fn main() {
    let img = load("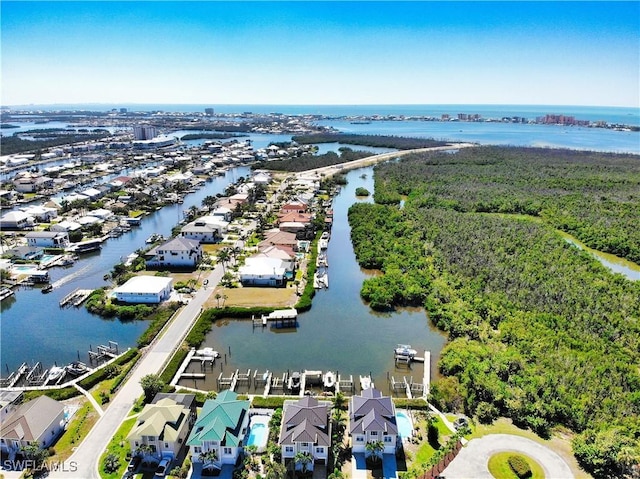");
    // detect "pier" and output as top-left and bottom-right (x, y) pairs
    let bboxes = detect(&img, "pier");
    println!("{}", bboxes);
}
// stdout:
(88, 341), (119, 364)
(259, 308), (298, 328)
(60, 288), (93, 308)
(337, 374), (354, 393)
